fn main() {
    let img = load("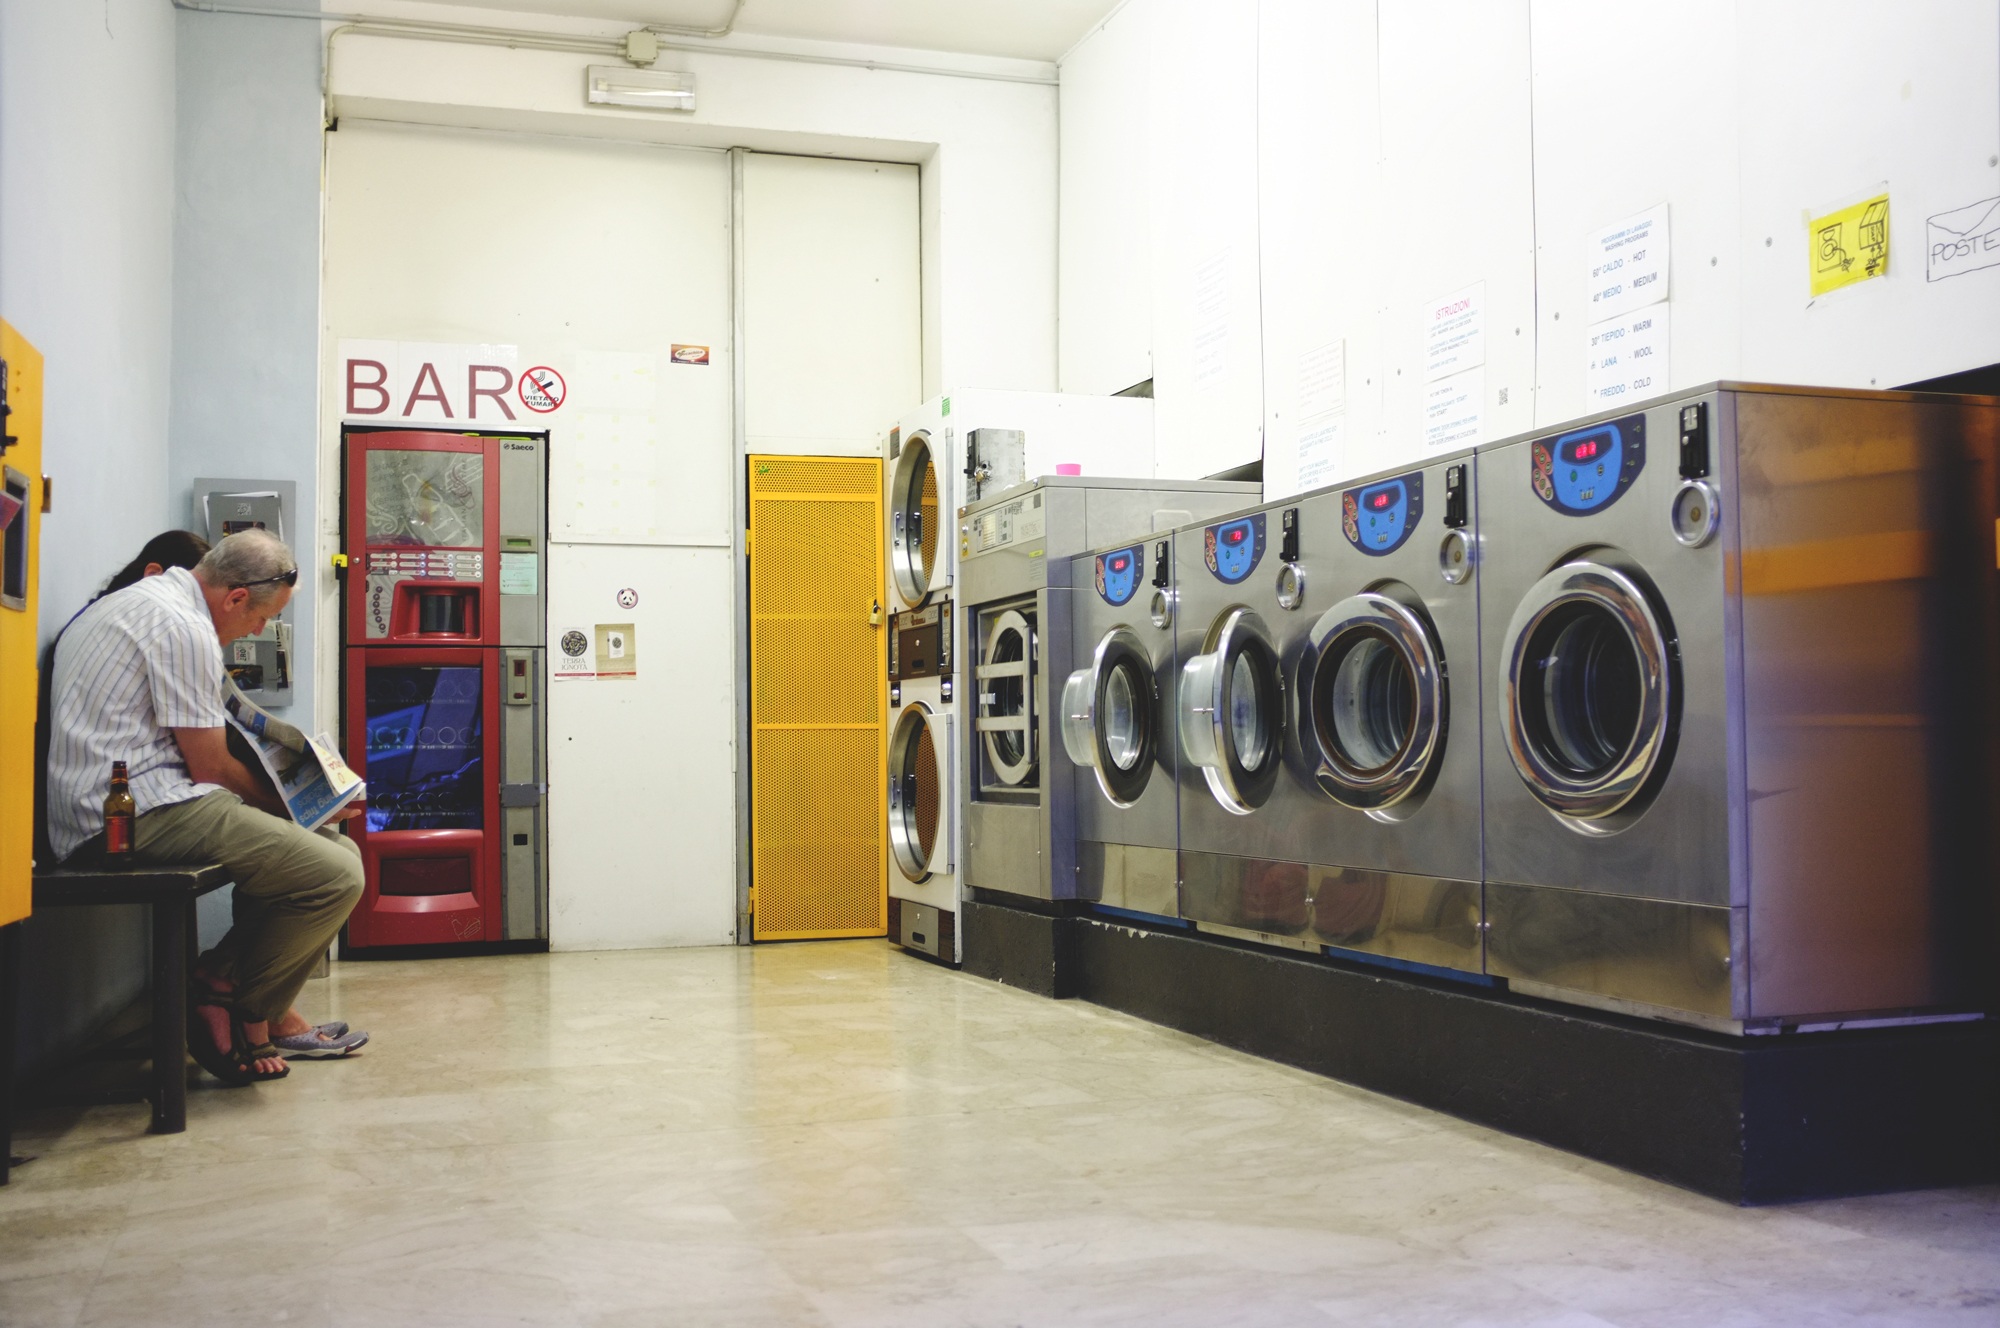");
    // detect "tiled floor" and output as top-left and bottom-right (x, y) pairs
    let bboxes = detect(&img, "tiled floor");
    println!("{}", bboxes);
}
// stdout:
(4, 941), (1997, 1326)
